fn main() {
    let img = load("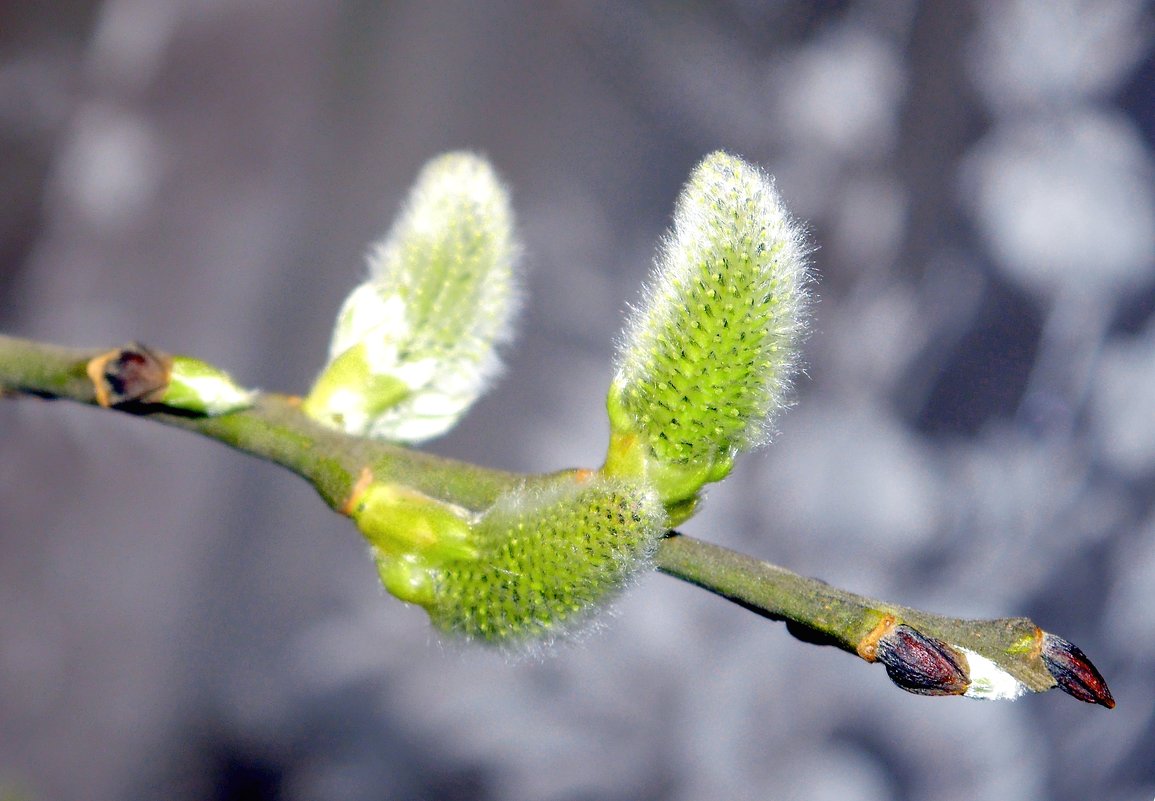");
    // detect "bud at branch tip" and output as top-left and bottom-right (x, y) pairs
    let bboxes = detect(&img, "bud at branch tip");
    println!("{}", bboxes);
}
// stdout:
(1041, 633), (1115, 708)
